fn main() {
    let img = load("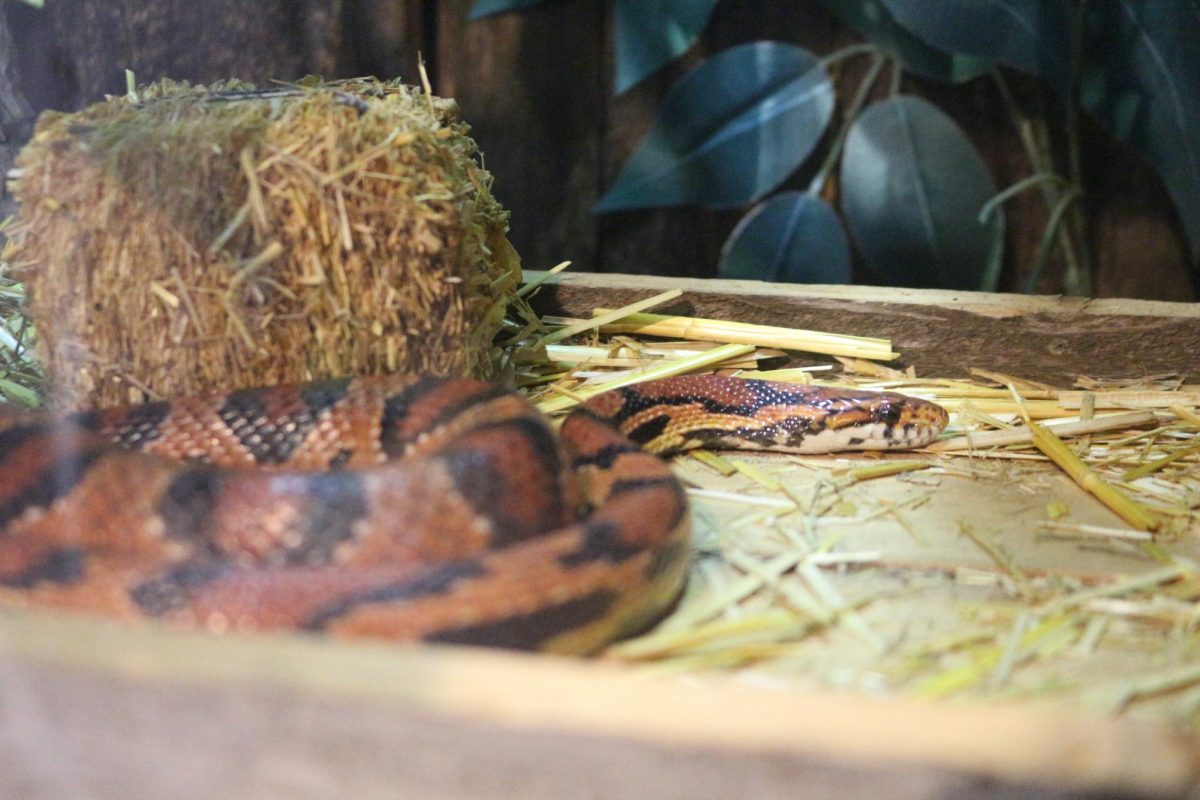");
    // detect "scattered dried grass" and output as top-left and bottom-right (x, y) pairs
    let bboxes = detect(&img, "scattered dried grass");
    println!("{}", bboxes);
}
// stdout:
(511, 276), (1199, 728)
